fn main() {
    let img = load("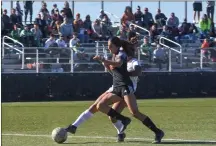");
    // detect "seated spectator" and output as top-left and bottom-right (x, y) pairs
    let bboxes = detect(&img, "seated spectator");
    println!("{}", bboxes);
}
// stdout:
(179, 18), (191, 35)
(140, 36), (153, 63)
(60, 17), (73, 39)
(63, 1), (73, 23)
(31, 23), (42, 47)
(45, 34), (56, 49)
(155, 8), (167, 28)
(116, 26), (128, 40)
(150, 24), (160, 42)
(99, 9), (109, 20)
(69, 33), (80, 47)
(142, 7), (154, 29)
(51, 4), (59, 15)
(101, 14), (112, 37)
(51, 9), (63, 28)
(20, 25), (34, 46)
(121, 6), (135, 28)
(167, 12), (179, 28)
(134, 6), (143, 26)
(73, 13), (84, 33)
(60, 10), (66, 19)
(10, 24), (21, 41)
(56, 35), (67, 48)
(54, 20), (62, 35)
(209, 21), (216, 37)
(153, 44), (166, 70)
(92, 19), (103, 40)
(201, 38), (210, 64)
(15, 1), (23, 25)
(84, 15), (93, 36)
(35, 13), (48, 38)
(39, 2), (50, 21)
